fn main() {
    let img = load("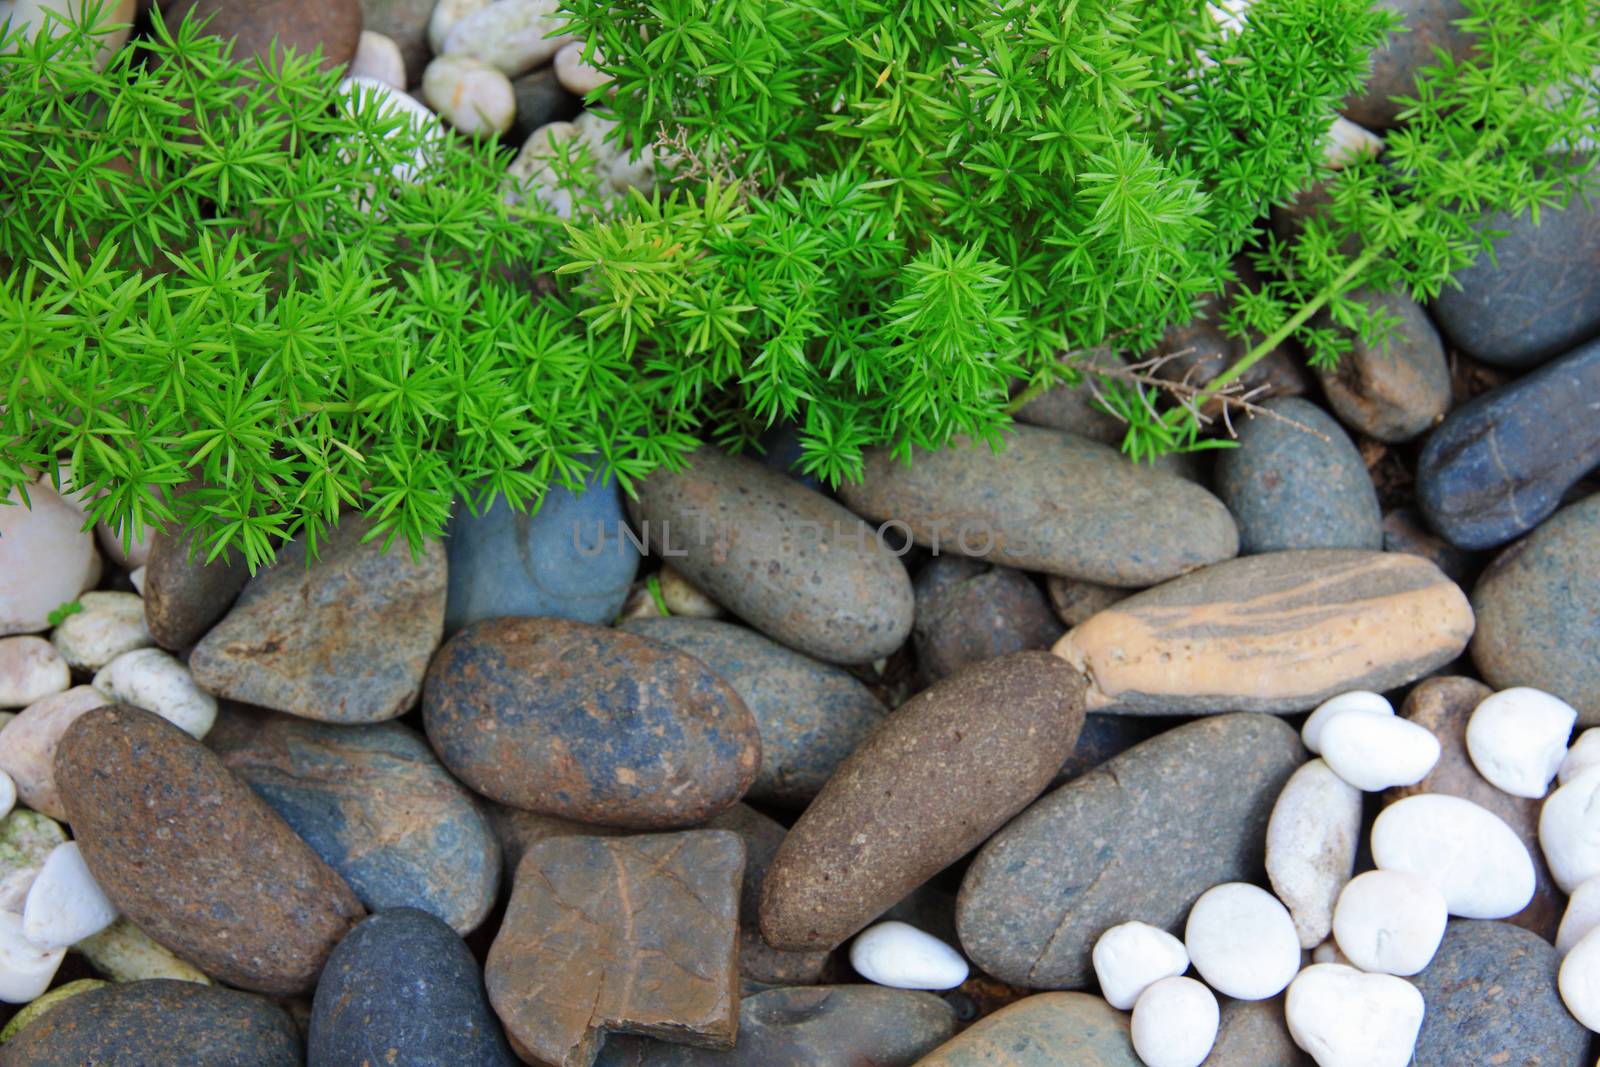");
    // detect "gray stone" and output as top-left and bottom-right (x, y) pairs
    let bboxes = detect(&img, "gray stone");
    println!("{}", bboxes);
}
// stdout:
(1343, 0), (1475, 129)
(912, 557), (1062, 683)
(703, 804), (831, 988)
